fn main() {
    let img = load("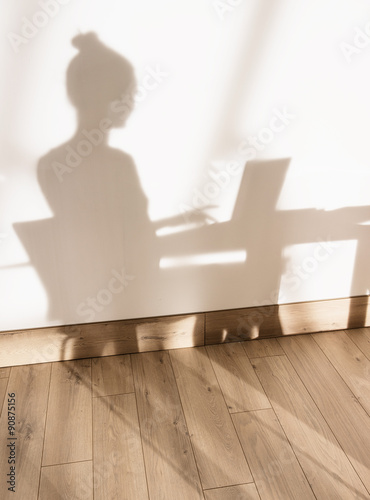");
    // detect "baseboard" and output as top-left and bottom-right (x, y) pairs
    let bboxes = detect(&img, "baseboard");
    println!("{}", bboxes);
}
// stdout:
(206, 295), (370, 343)
(1, 295), (369, 367)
